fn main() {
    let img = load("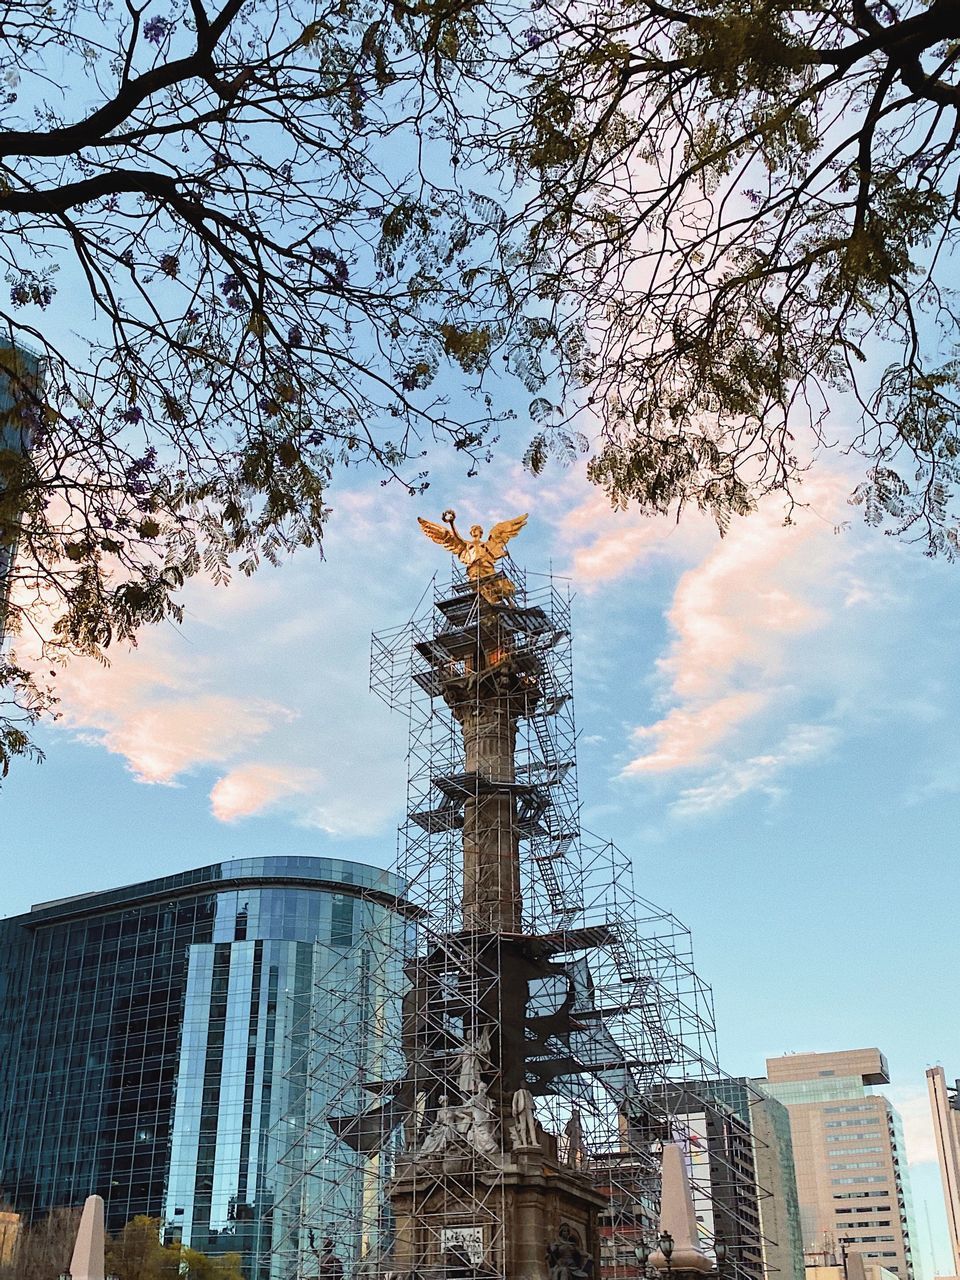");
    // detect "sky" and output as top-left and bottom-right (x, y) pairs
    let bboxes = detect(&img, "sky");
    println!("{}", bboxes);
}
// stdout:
(1, 436), (957, 1276)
